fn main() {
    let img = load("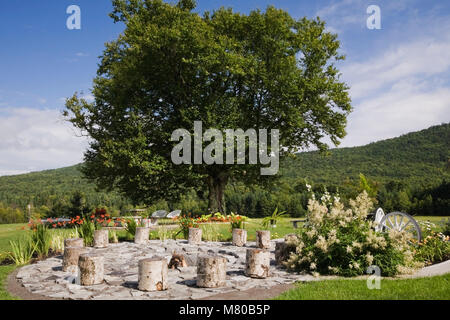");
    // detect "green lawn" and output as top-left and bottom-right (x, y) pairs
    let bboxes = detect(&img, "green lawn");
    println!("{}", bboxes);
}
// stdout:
(275, 273), (450, 300)
(0, 223), (26, 300)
